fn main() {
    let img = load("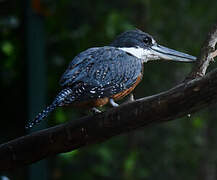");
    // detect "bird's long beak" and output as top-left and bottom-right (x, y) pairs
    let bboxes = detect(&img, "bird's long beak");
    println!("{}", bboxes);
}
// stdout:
(150, 44), (196, 62)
